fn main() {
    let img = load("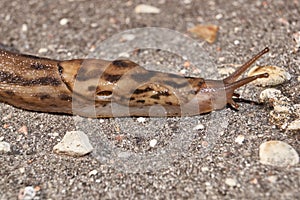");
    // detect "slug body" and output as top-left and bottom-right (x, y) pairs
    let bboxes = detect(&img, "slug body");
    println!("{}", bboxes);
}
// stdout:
(0, 48), (269, 117)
